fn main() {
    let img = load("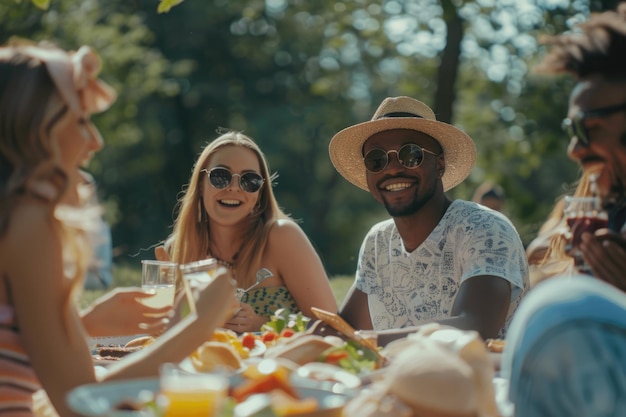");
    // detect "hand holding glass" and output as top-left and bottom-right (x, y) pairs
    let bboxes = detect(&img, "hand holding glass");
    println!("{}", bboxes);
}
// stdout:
(563, 196), (608, 273)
